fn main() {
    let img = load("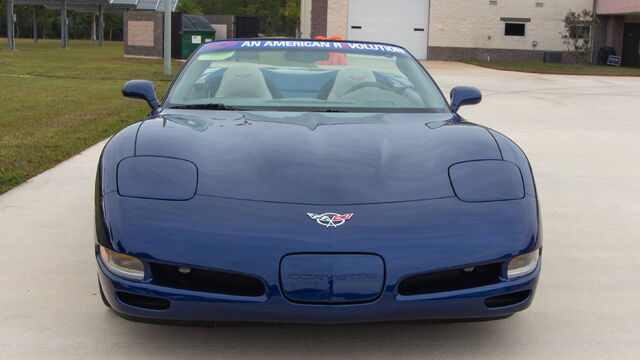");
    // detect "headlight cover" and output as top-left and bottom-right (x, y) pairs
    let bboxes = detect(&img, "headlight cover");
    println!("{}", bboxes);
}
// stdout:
(449, 160), (525, 202)
(99, 246), (145, 281)
(117, 156), (197, 200)
(507, 249), (540, 279)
